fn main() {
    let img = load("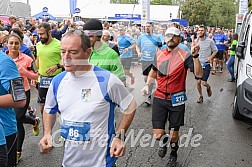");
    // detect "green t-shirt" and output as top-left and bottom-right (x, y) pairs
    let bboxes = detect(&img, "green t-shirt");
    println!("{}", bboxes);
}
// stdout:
(89, 42), (125, 79)
(36, 38), (62, 76)
(230, 40), (238, 56)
